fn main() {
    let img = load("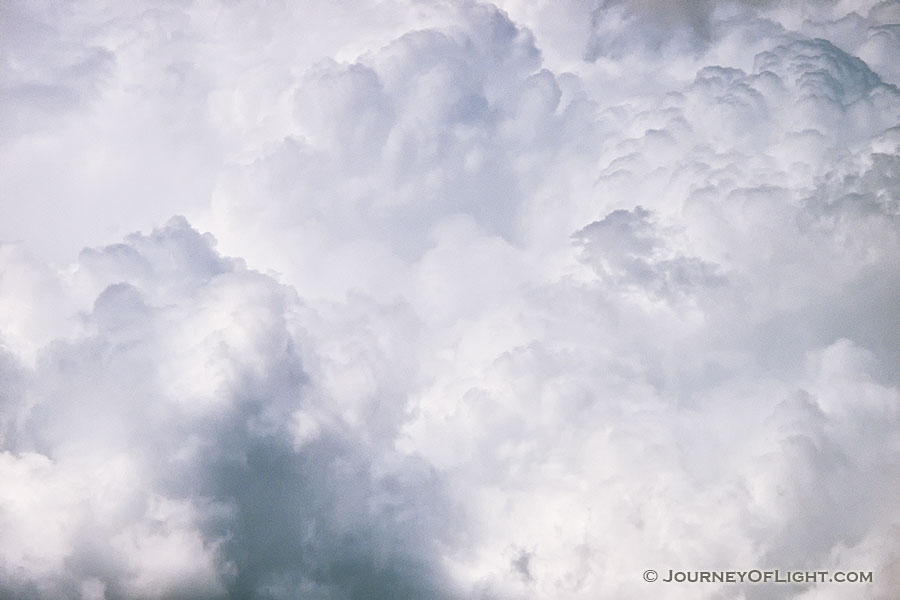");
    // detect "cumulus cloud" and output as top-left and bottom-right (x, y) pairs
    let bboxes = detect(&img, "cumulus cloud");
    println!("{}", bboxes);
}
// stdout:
(2, 1), (900, 599)
(1, 218), (460, 599)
